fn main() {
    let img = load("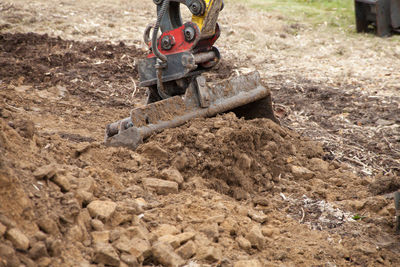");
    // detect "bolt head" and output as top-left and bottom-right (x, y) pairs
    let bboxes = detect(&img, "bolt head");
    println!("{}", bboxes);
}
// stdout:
(189, 0), (203, 15)
(161, 35), (173, 50)
(190, 3), (199, 12)
(183, 27), (195, 42)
